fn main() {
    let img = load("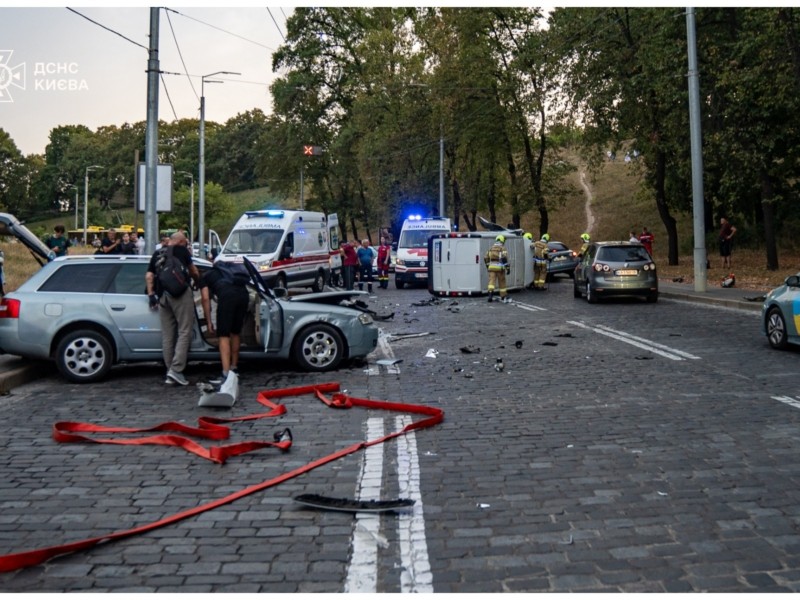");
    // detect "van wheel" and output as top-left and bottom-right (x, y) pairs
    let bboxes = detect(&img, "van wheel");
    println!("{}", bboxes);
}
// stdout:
(311, 270), (325, 293)
(292, 324), (344, 371)
(395, 279), (406, 289)
(55, 329), (113, 383)
(275, 273), (287, 290)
